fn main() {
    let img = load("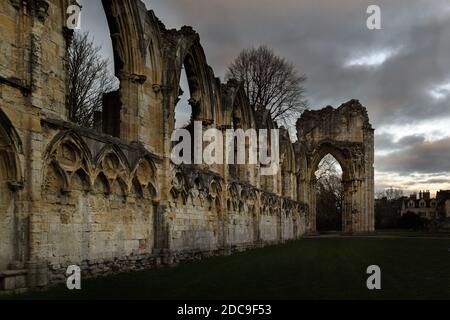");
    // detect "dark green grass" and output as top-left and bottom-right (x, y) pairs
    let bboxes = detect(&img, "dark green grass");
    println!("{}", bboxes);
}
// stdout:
(4, 237), (450, 300)
(373, 229), (450, 238)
